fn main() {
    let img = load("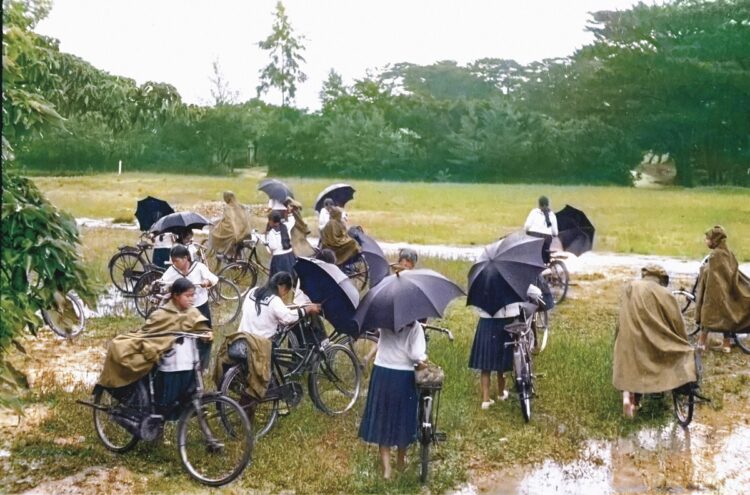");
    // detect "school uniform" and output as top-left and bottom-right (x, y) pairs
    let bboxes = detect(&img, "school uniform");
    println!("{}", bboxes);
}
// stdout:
(267, 218), (297, 280)
(239, 287), (307, 339)
(359, 322), (426, 448)
(468, 305), (520, 372)
(155, 333), (197, 418)
(525, 208), (558, 264)
(152, 233), (176, 269)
